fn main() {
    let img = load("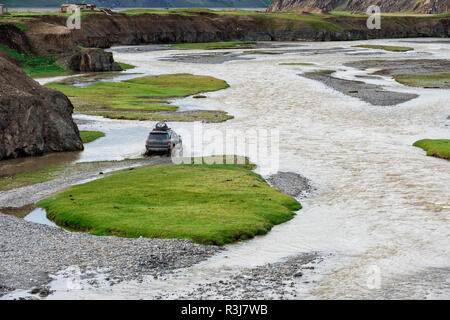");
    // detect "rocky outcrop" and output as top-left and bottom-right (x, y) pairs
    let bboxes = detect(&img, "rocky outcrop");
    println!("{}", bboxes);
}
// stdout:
(267, 0), (449, 14)
(66, 48), (122, 72)
(0, 56), (83, 160)
(0, 22), (122, 73)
